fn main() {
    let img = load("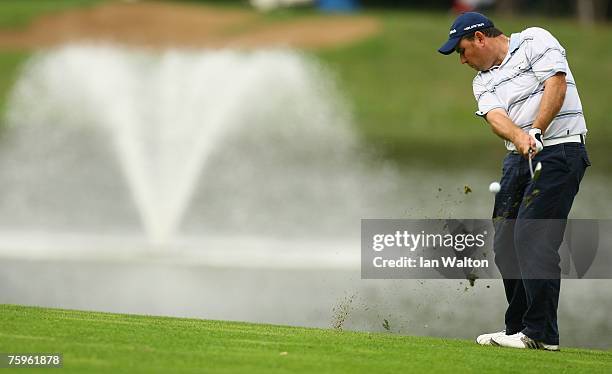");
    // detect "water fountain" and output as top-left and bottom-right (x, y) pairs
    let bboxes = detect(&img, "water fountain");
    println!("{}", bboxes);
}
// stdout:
(0, 45), (399, 249)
